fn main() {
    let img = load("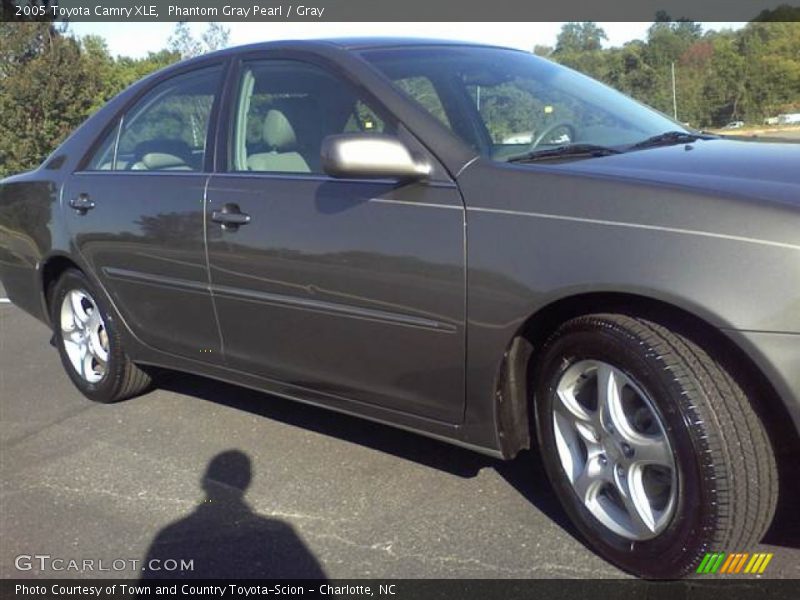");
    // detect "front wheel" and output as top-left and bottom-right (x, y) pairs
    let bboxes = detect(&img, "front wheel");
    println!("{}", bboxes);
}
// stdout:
(51, 268), (152, 403)
(533, 313), (778, 578)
